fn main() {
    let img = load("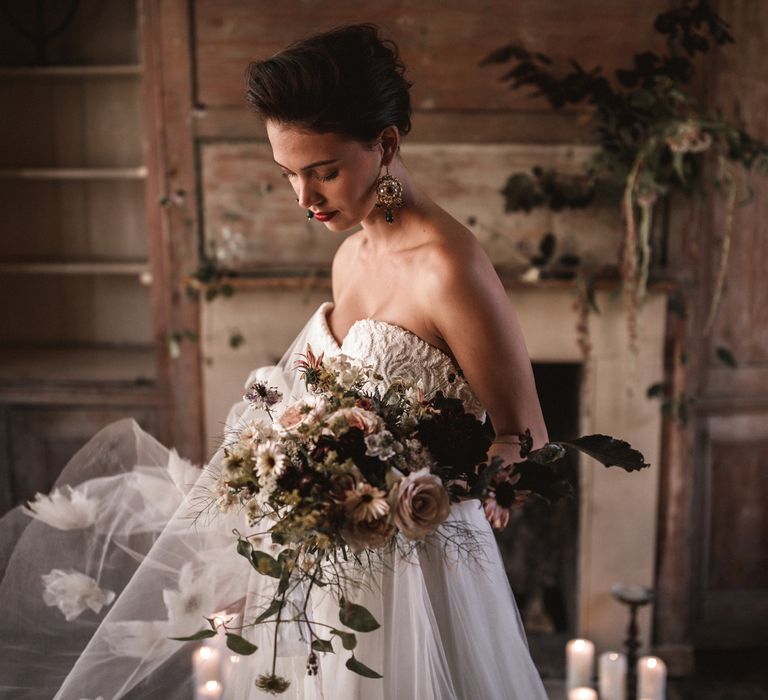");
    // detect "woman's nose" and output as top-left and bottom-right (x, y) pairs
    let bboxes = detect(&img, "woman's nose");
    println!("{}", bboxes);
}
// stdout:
(297, 179), (321, 209)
